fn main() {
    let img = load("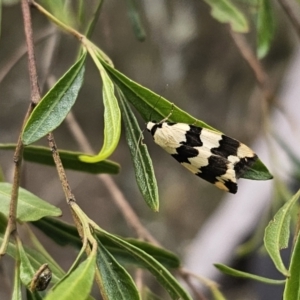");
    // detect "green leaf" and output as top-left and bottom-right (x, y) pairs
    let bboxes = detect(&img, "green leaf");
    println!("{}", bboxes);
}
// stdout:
(215, 264), (285, 284)
(80, 59), (121, 163)
(32, 217), (180, 269)
(16, 237), (35, 286)
(95, 236), (140, 300)
(12, 260), (22, 300)
(31, 217), (82, 248)
(103, 61), (272, 181)
(1, 234), (64, 285)
(0, 182), (62, 222)
(124, 238), (180, 269)
(0, 144), (120, 175)
(203, 0), (248, 32)
(98, 229), (192, 300)
(283, 232), (300, 299)
(22, 51), (86, 145)
(256, 0), (275, 59)
(242, 158), (273, 180)
(264, 190), (300, 276)
(118, 91), (159, 211)
(125, 0), (146, 41)
(45, 251), (96, 300)
(50, 243), (87, 290)
(102, 61), (214, 129)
